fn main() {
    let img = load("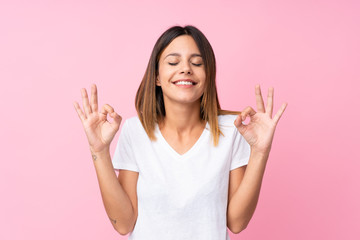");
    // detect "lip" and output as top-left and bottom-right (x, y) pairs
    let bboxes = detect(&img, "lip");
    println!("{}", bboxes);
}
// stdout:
(172, 79), (197, 85)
